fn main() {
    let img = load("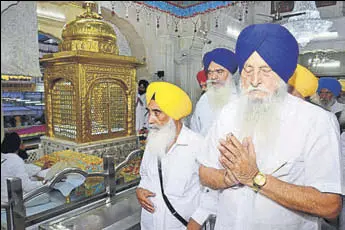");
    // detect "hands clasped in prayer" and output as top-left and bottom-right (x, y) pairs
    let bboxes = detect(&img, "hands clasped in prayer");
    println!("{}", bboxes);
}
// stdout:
(218, 133), (259, 187)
